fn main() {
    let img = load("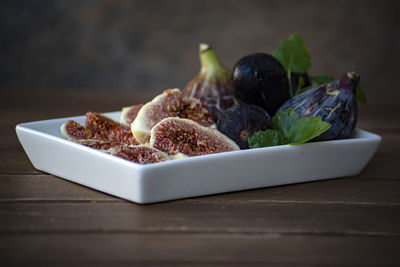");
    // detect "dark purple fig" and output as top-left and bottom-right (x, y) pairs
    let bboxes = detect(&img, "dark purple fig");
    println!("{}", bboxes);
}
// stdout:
(183, 43), (235, 120)
(231, 53), (290, 116)
(216, 104), (271, 149)
(291, 72), (312, 94)
(278, 72), (359, 141)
